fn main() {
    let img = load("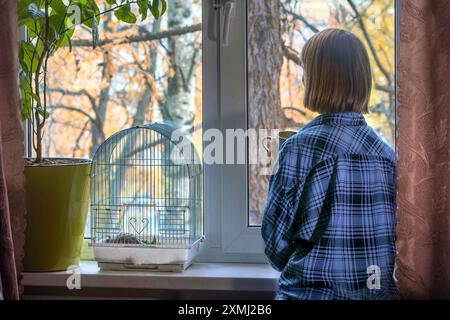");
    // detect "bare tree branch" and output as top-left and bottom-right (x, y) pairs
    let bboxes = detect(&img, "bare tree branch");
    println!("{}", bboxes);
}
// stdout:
(187, 41), (201, 83)
(48, 87), (96, 109)
(282, 43), (302, 65)
(283, 8), (319, 33)
(48, 104), (104, 137)
(130, 49), (164, 105)
(280, 4), (318, 66)
(47, 87), (106, 137)
(70, 24), (202, 48)
(48, 104), (96, 124)
(72, 120), (90, 157)
(375, 84), (390, 93)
